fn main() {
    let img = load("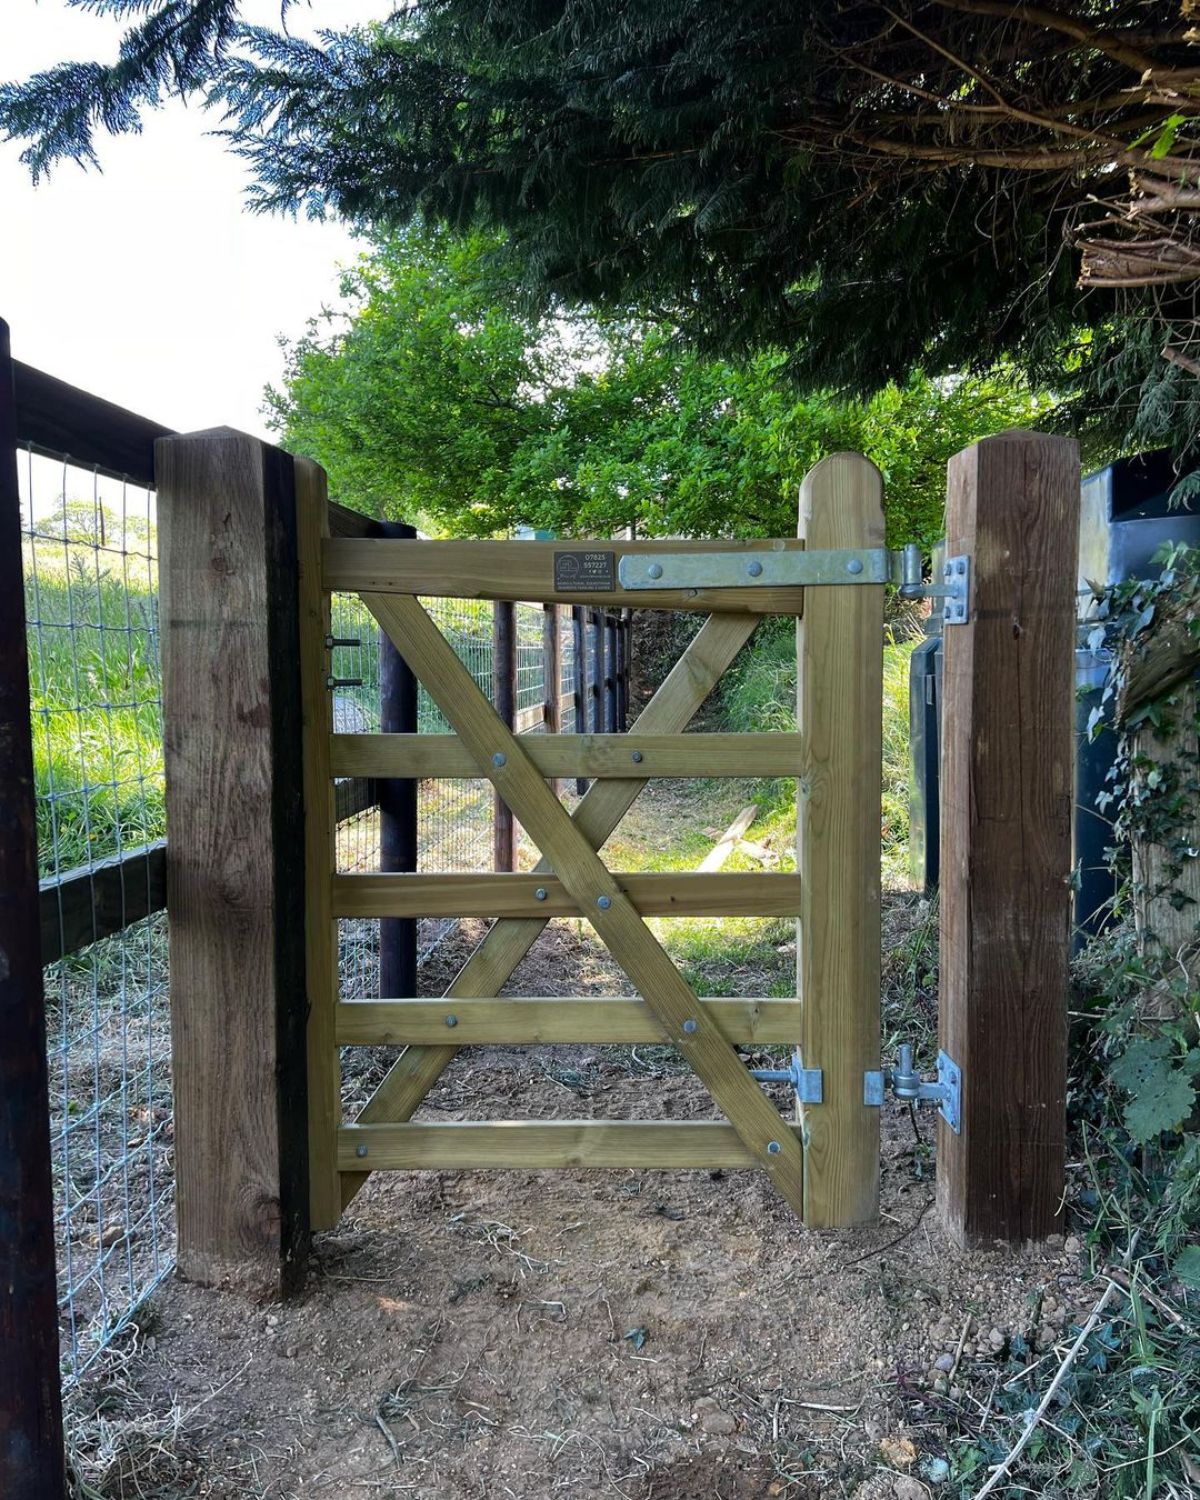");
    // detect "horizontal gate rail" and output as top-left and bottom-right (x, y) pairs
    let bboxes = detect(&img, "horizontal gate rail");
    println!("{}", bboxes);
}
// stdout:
(331, 870), (802, 919)
(324, 537), (806, 614)
(336, 995), (801, 1045)
(339, 1120), (807, 1171)
(331, 731), (804, 780)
